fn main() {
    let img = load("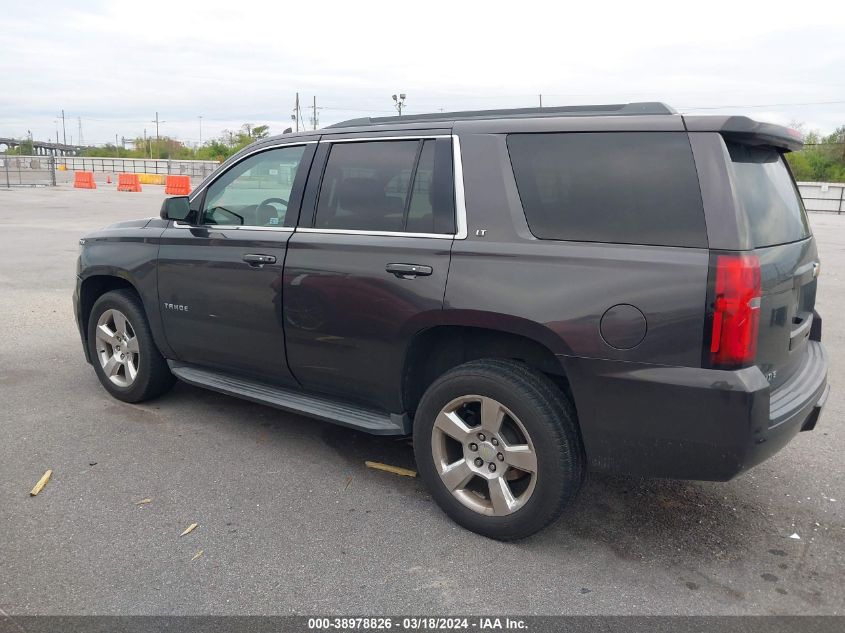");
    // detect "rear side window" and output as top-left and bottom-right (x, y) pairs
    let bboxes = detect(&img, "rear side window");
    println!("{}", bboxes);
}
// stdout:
(726, 142), (811, 248)
(507, 132), (707, 247)
(314, 139), (454, 234)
